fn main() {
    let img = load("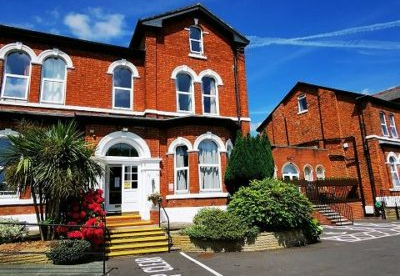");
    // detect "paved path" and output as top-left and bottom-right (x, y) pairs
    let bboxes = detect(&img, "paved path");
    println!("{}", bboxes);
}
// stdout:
(321, 221), (400, 242)
(109, 222), (400, 275)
